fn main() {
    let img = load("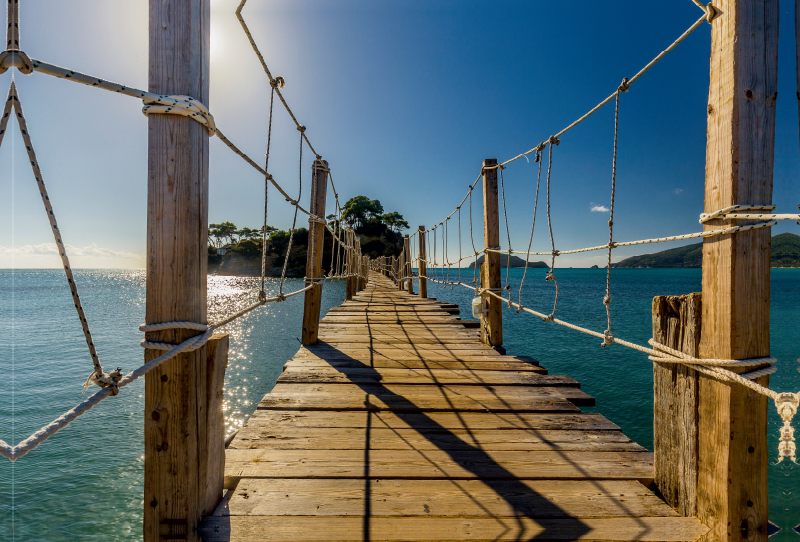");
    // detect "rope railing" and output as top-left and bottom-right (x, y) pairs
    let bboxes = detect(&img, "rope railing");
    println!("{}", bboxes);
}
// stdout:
(0, 0), (360, 461)
(410, 8), (799, 463)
